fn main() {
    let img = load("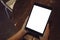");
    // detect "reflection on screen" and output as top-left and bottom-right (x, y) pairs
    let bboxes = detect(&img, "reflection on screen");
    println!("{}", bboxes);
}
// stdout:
(26, 5), (52, 34)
